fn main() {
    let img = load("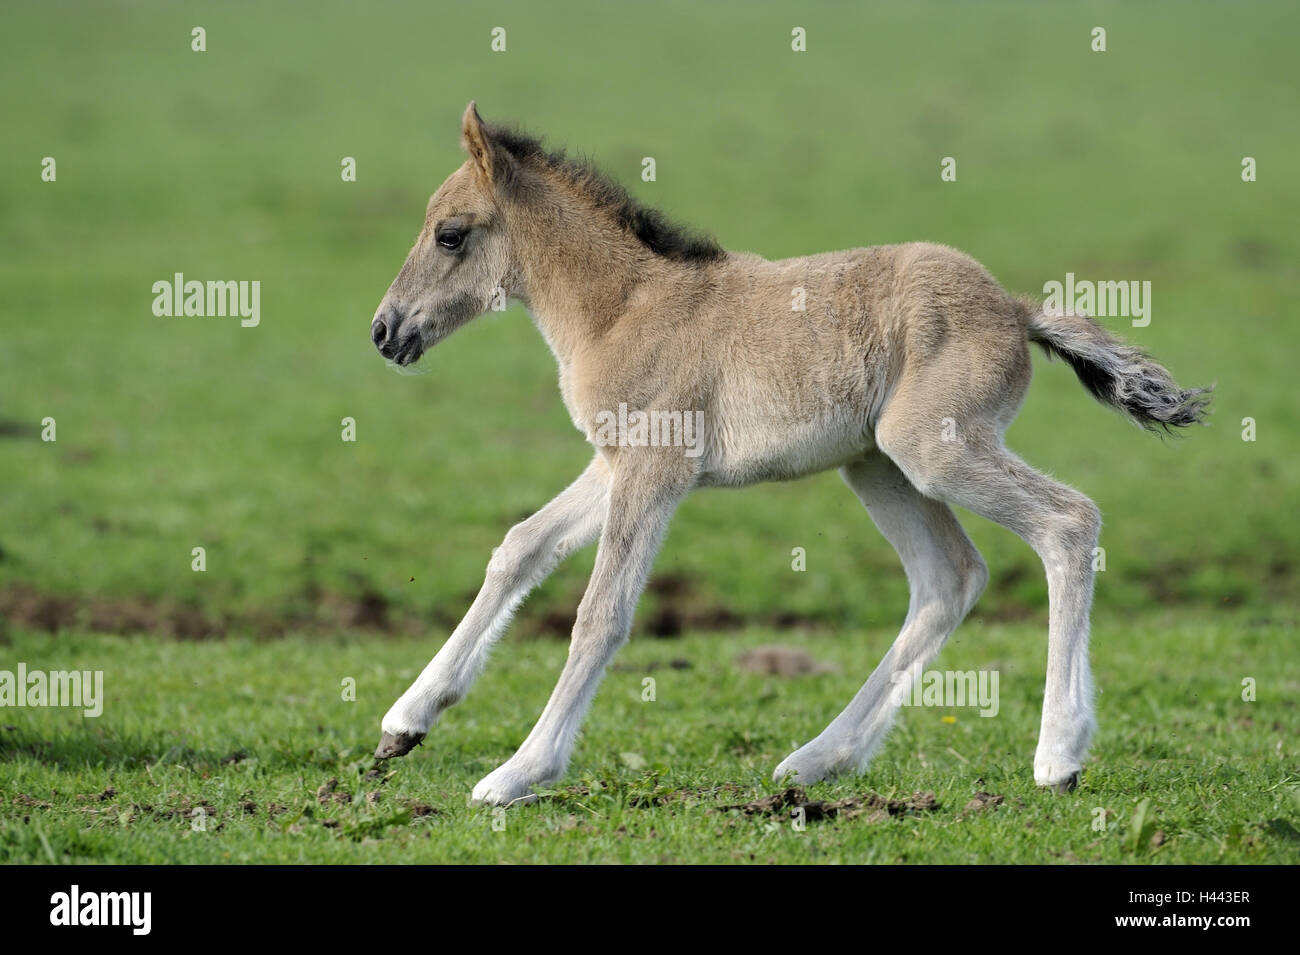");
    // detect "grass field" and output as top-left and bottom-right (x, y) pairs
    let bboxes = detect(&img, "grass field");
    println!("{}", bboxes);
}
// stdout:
(1, 0), (1297, 863)
(2, 616), (1296, 864)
